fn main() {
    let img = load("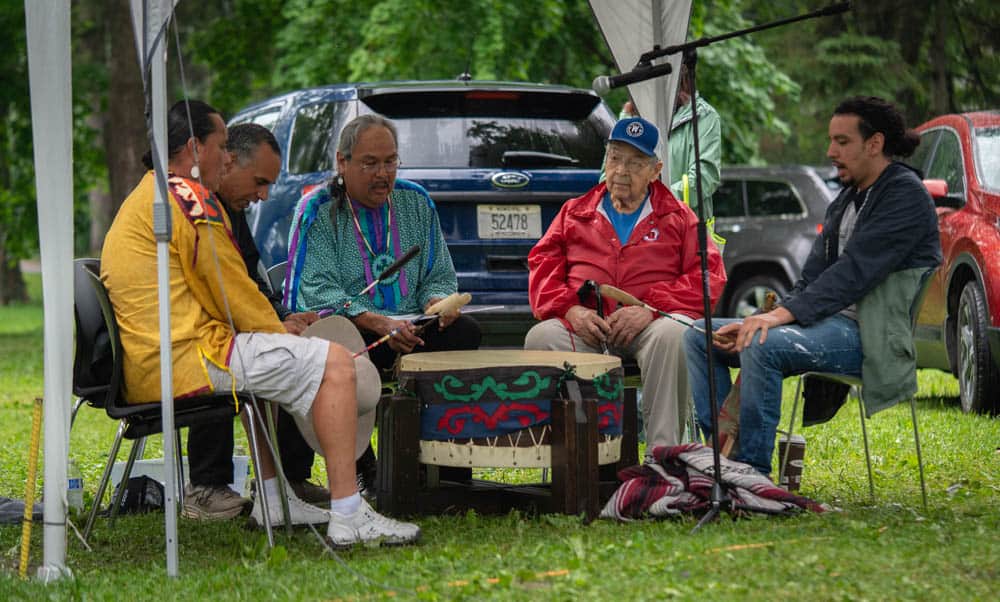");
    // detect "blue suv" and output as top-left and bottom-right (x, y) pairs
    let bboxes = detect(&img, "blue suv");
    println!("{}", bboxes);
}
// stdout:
(231, 80), (615, 345)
